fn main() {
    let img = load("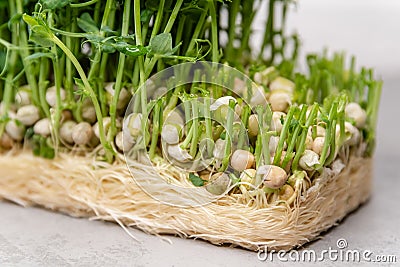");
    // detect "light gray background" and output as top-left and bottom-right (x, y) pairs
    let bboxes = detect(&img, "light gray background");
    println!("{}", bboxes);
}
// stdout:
(1, 0), (400, 266)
